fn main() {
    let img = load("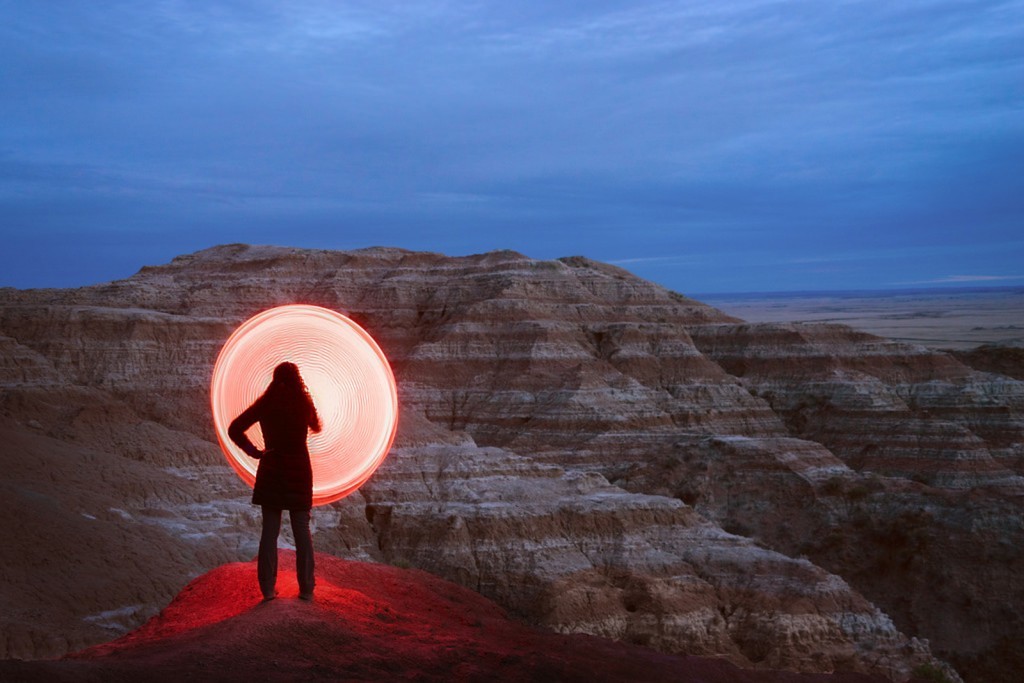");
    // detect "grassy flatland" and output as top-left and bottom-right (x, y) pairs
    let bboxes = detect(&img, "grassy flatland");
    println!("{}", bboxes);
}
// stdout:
(698, 287), (1024, 351)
